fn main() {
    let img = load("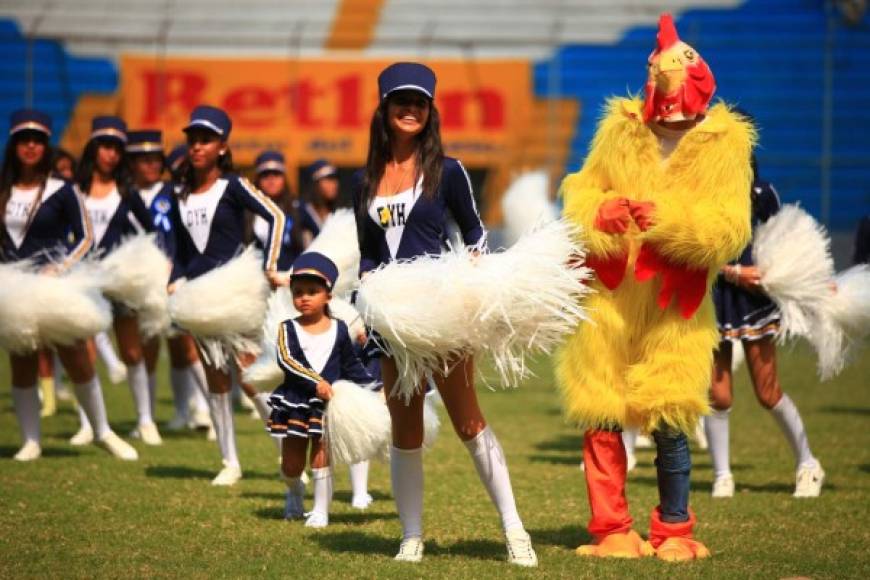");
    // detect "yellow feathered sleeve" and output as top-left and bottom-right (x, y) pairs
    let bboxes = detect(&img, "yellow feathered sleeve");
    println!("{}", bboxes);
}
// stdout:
(642, 104), (756, 268)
